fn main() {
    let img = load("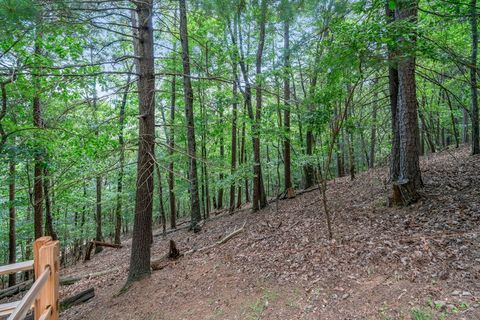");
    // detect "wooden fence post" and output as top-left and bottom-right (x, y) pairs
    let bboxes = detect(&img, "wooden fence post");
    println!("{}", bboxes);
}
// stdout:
(33, 237), (59, 320)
